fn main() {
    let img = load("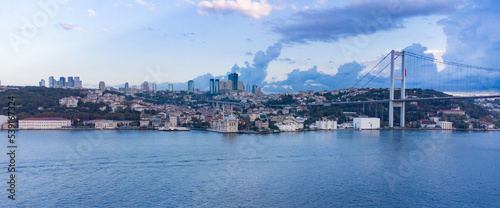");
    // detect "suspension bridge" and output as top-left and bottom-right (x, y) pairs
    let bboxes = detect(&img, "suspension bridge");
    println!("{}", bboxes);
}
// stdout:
(338, 50), (500, 128)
